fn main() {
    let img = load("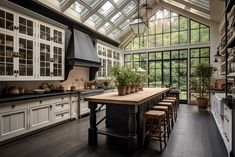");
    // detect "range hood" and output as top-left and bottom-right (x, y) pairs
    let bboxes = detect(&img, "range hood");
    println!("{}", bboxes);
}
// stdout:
(65, 29), (101, 81)
(66, 29), (101, 67)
